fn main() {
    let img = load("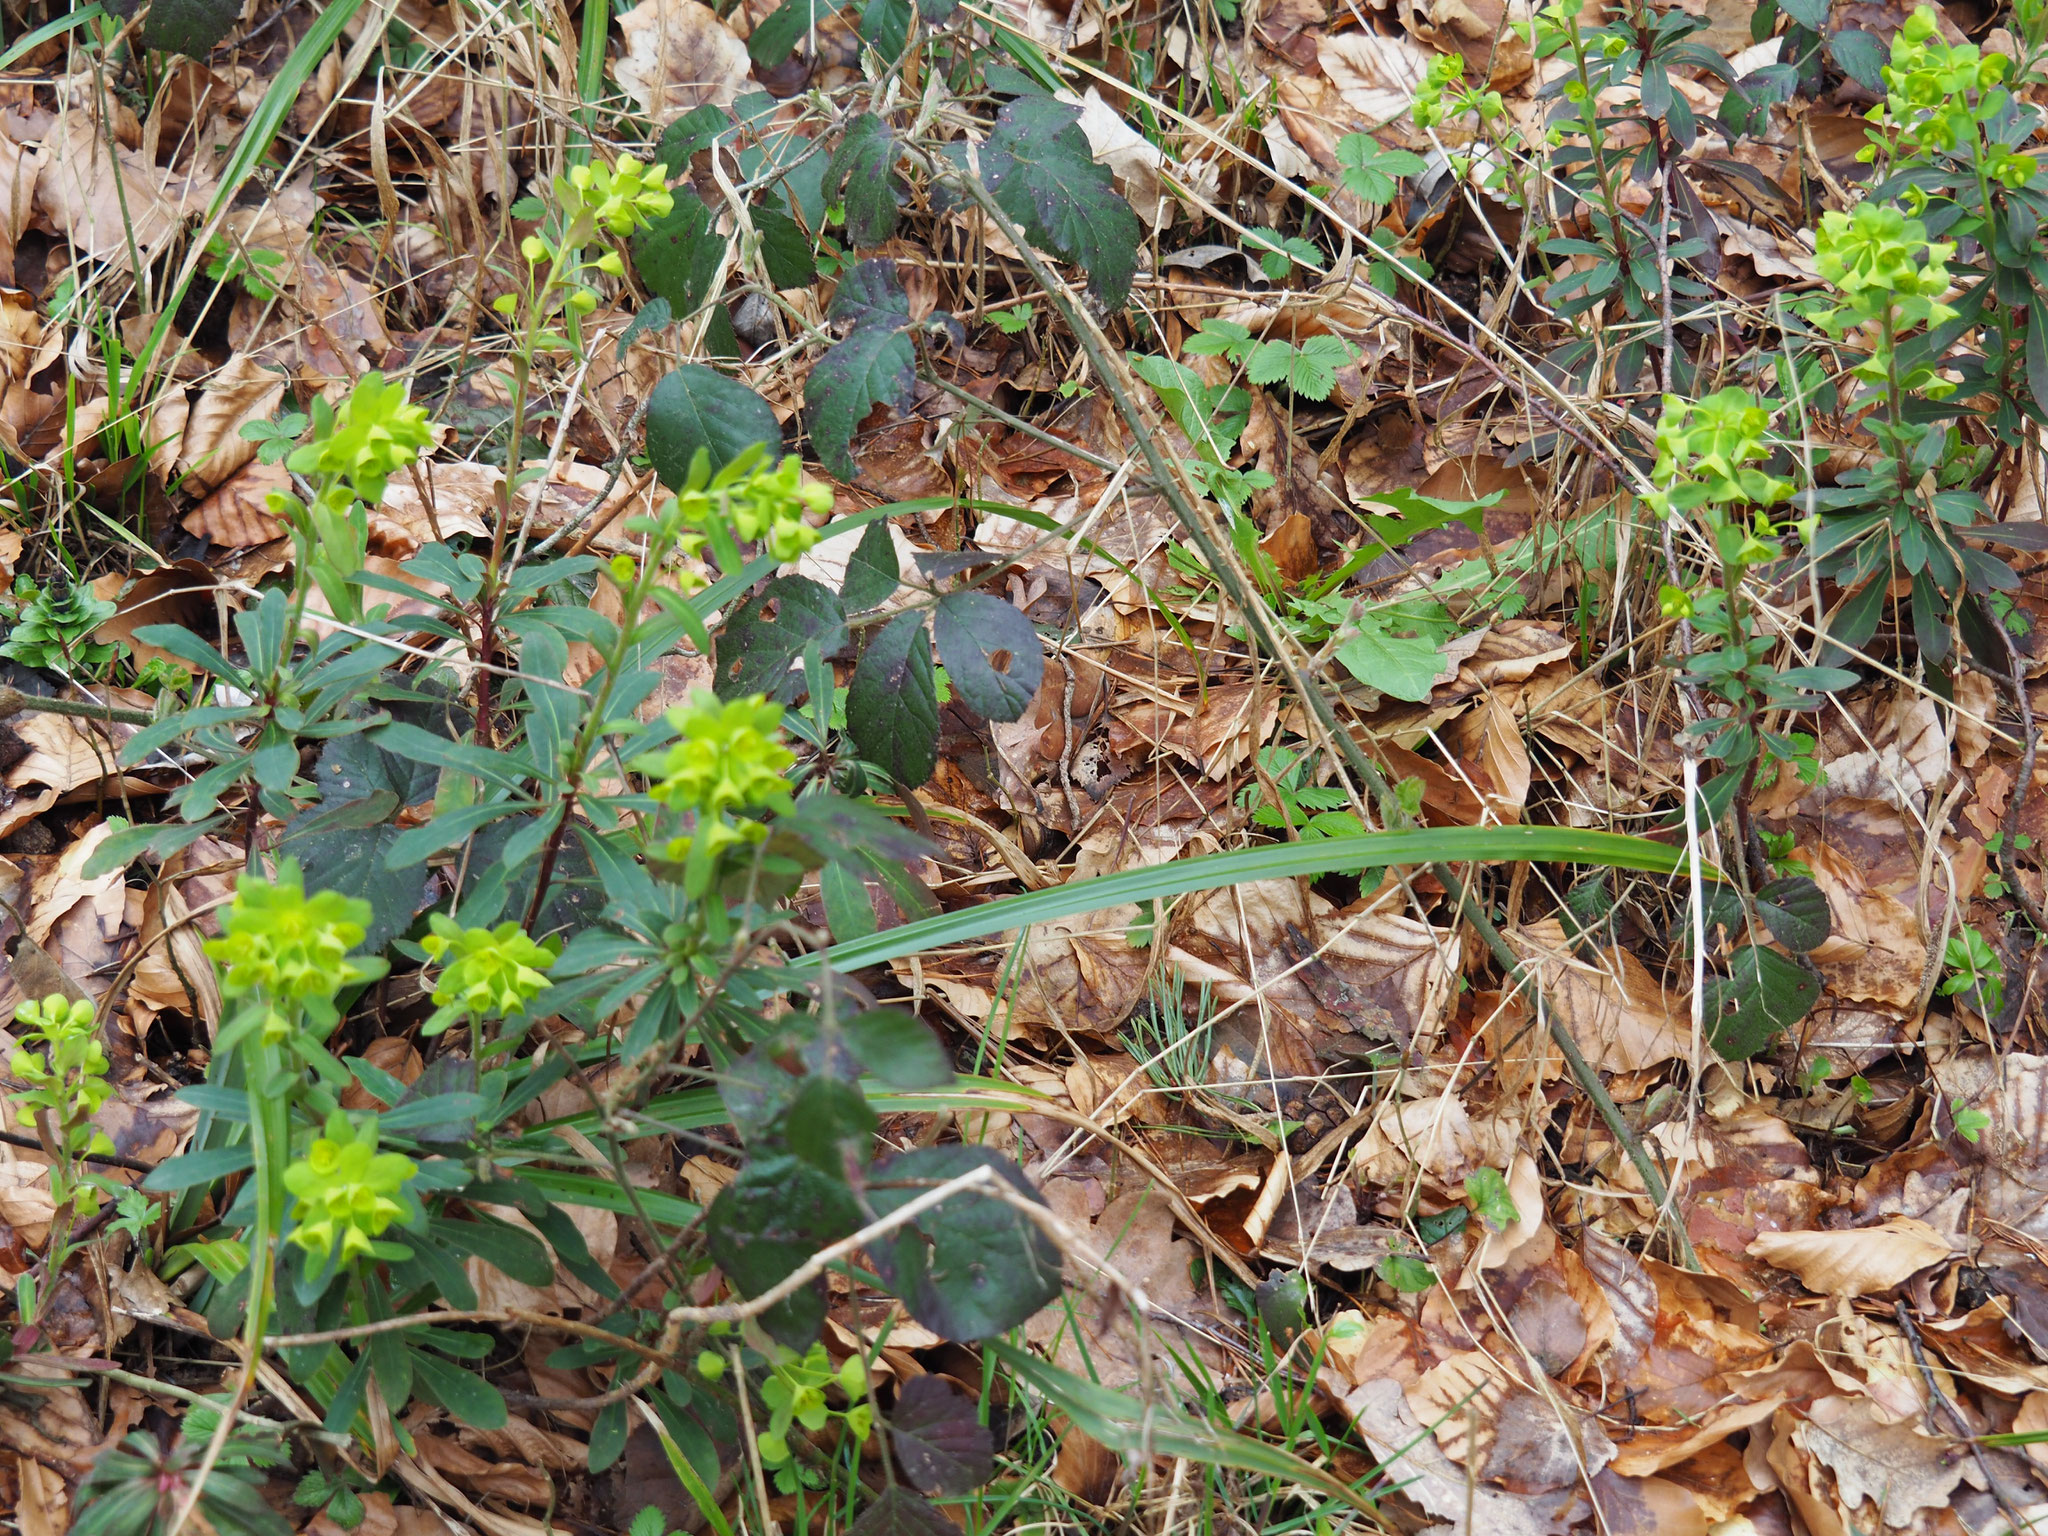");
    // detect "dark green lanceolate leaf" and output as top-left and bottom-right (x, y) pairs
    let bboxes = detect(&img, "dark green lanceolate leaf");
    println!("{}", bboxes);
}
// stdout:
(845, 1008), (953, 1089)
(841, 517), (902, 611)
(705, 1153), (864, 1347)
(645, 365), (784, 486)
(713, 576), (848, 702)
(864, 1146), (1062, 1341)
(828, 115), (903, 249)
(807, 260), (918, 479)
(931, 591), (1043, 721)
(844, 609), (939, 786)
(980, 95), (1143, 309)
(1707, 944), (1821, 1060)
(1756, 876), (1831, 953)
(847, 1488), (957, 1536)
(435, 1216), (554, 1287)
(145, 0), (241, 57)
(408, 1346), (508, 1429)
(887, 1376), (994, 1496)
